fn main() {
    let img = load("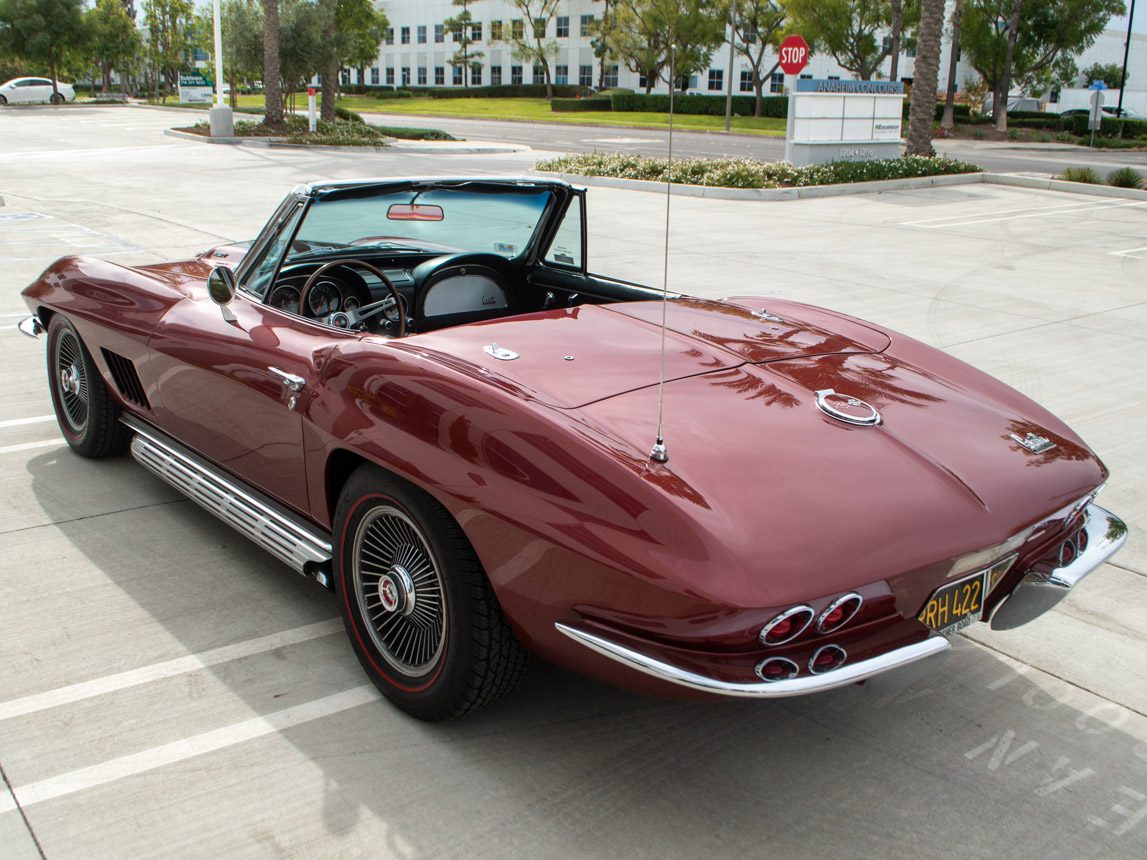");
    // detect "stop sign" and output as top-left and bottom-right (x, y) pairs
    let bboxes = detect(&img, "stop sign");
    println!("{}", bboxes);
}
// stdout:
(778, 35), (809, 76)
